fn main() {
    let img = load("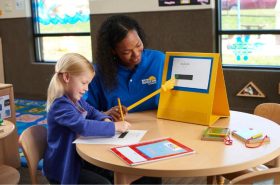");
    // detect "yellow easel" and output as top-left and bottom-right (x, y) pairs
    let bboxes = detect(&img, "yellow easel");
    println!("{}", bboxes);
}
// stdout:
(157, 52), (230, 126)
